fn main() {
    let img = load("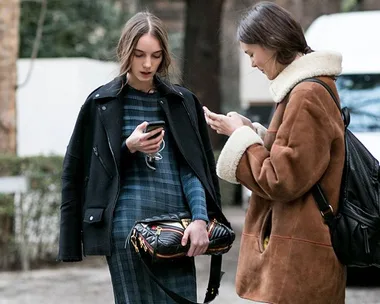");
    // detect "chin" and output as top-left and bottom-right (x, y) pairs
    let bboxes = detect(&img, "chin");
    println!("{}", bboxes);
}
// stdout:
(137, 76), (153, 83)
